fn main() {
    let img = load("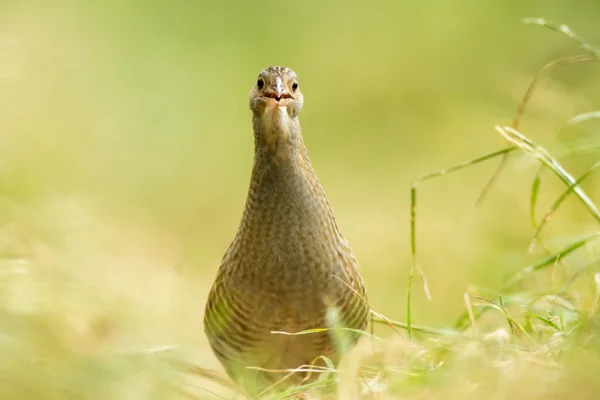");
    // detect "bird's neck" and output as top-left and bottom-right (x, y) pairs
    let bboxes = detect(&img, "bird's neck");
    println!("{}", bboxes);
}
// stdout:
(238, 115), (339, 246)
